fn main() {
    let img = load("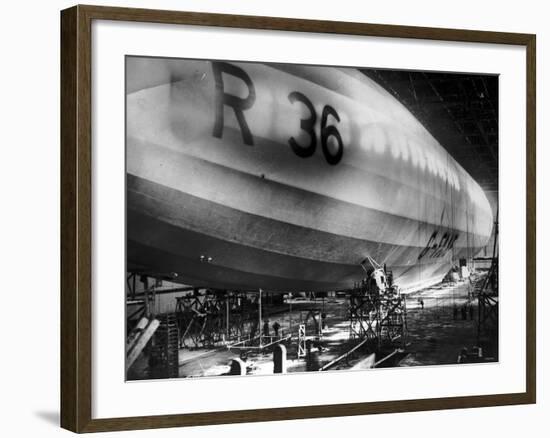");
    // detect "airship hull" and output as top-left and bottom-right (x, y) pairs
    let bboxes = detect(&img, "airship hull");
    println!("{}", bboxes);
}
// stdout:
(126, 58), (493, 293)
